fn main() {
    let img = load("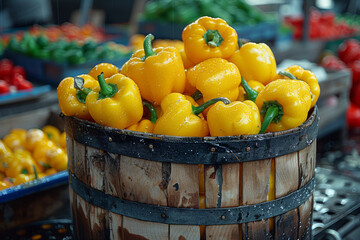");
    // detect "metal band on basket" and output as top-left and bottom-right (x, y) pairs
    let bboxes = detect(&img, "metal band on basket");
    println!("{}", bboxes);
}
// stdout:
(63, 107), (318, 165)
(69, 173), (315, 225)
